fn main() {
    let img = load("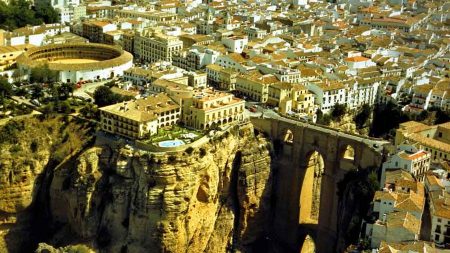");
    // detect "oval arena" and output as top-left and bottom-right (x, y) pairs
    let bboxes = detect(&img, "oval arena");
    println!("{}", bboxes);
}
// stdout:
(16, 43), (133, 83)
